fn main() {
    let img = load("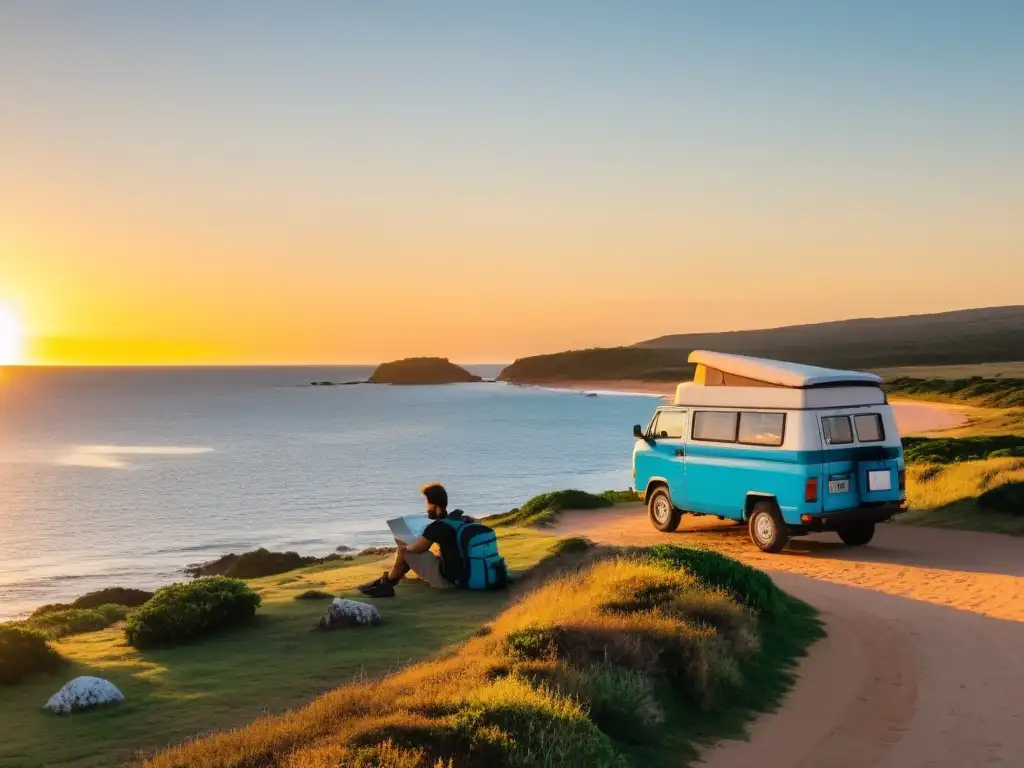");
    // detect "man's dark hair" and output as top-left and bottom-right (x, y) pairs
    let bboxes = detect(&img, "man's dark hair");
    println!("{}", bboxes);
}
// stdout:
(421, 483), (448, 509)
